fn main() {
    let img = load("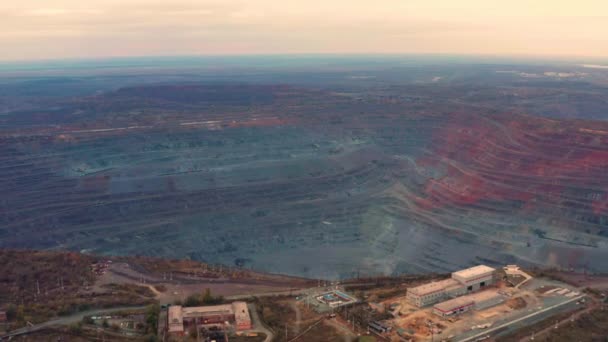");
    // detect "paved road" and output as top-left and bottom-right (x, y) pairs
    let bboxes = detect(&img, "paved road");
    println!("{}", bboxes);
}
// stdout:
(0, 306), (147, 339)
(0, 285), (305, 340)
(519, 298), (596, 342)
(457, 295), (585, 342)
(227, 288), (307, 300)
(247, 303), (274, 342)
